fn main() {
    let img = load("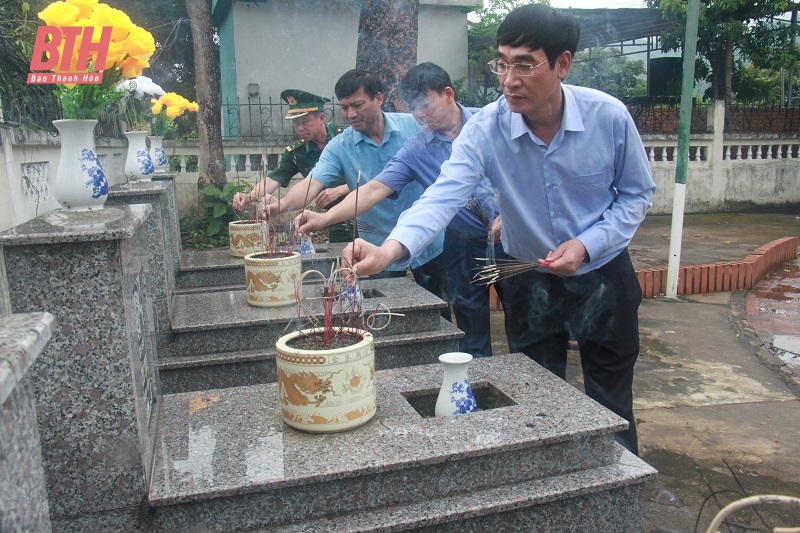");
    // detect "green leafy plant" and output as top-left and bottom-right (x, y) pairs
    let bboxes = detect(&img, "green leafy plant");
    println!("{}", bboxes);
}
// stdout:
(200, 182), (249, 236)
(179, 208), (229, 250)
